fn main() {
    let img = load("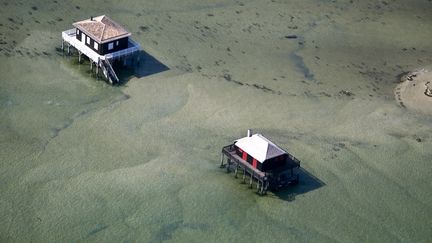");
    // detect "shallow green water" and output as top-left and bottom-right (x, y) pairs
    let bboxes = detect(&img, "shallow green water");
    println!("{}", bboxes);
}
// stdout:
(1, 0), (432, 242)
